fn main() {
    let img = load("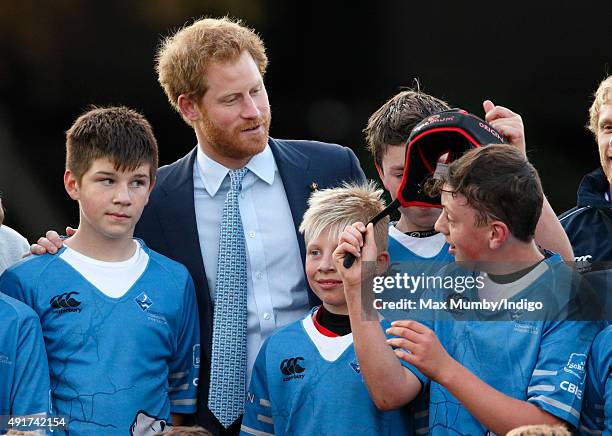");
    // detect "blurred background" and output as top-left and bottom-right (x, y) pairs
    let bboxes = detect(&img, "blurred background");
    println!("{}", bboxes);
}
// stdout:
(0, 0), (610, 242)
